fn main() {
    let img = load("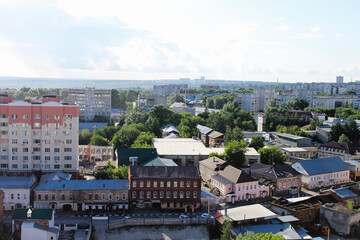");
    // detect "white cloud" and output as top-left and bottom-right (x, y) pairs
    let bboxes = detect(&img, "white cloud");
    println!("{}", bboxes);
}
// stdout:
(277, 25), (290, 31)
